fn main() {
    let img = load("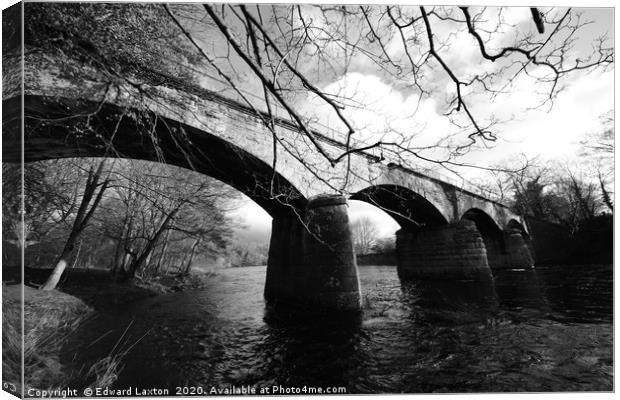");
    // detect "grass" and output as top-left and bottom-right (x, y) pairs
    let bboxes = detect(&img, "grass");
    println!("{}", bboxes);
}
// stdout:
(2, 269), (217, 394)
(134, 270), (217, 293)
(2, 284), (128, 394)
